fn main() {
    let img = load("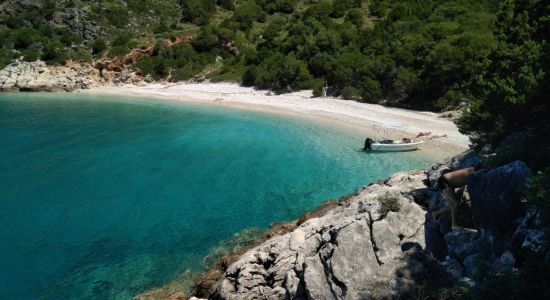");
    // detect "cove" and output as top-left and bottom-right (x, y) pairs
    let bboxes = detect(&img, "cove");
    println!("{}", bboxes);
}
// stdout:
(0, 93), (433, 299)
